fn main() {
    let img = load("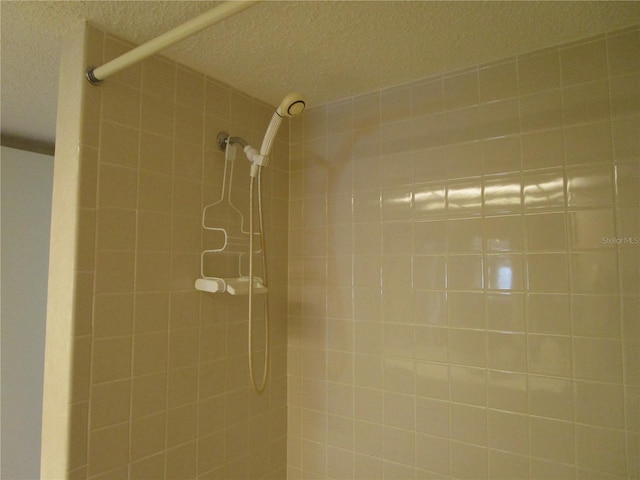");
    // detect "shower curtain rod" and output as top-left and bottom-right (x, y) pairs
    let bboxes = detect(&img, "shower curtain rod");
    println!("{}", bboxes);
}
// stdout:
(86, 0), (259, 85)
